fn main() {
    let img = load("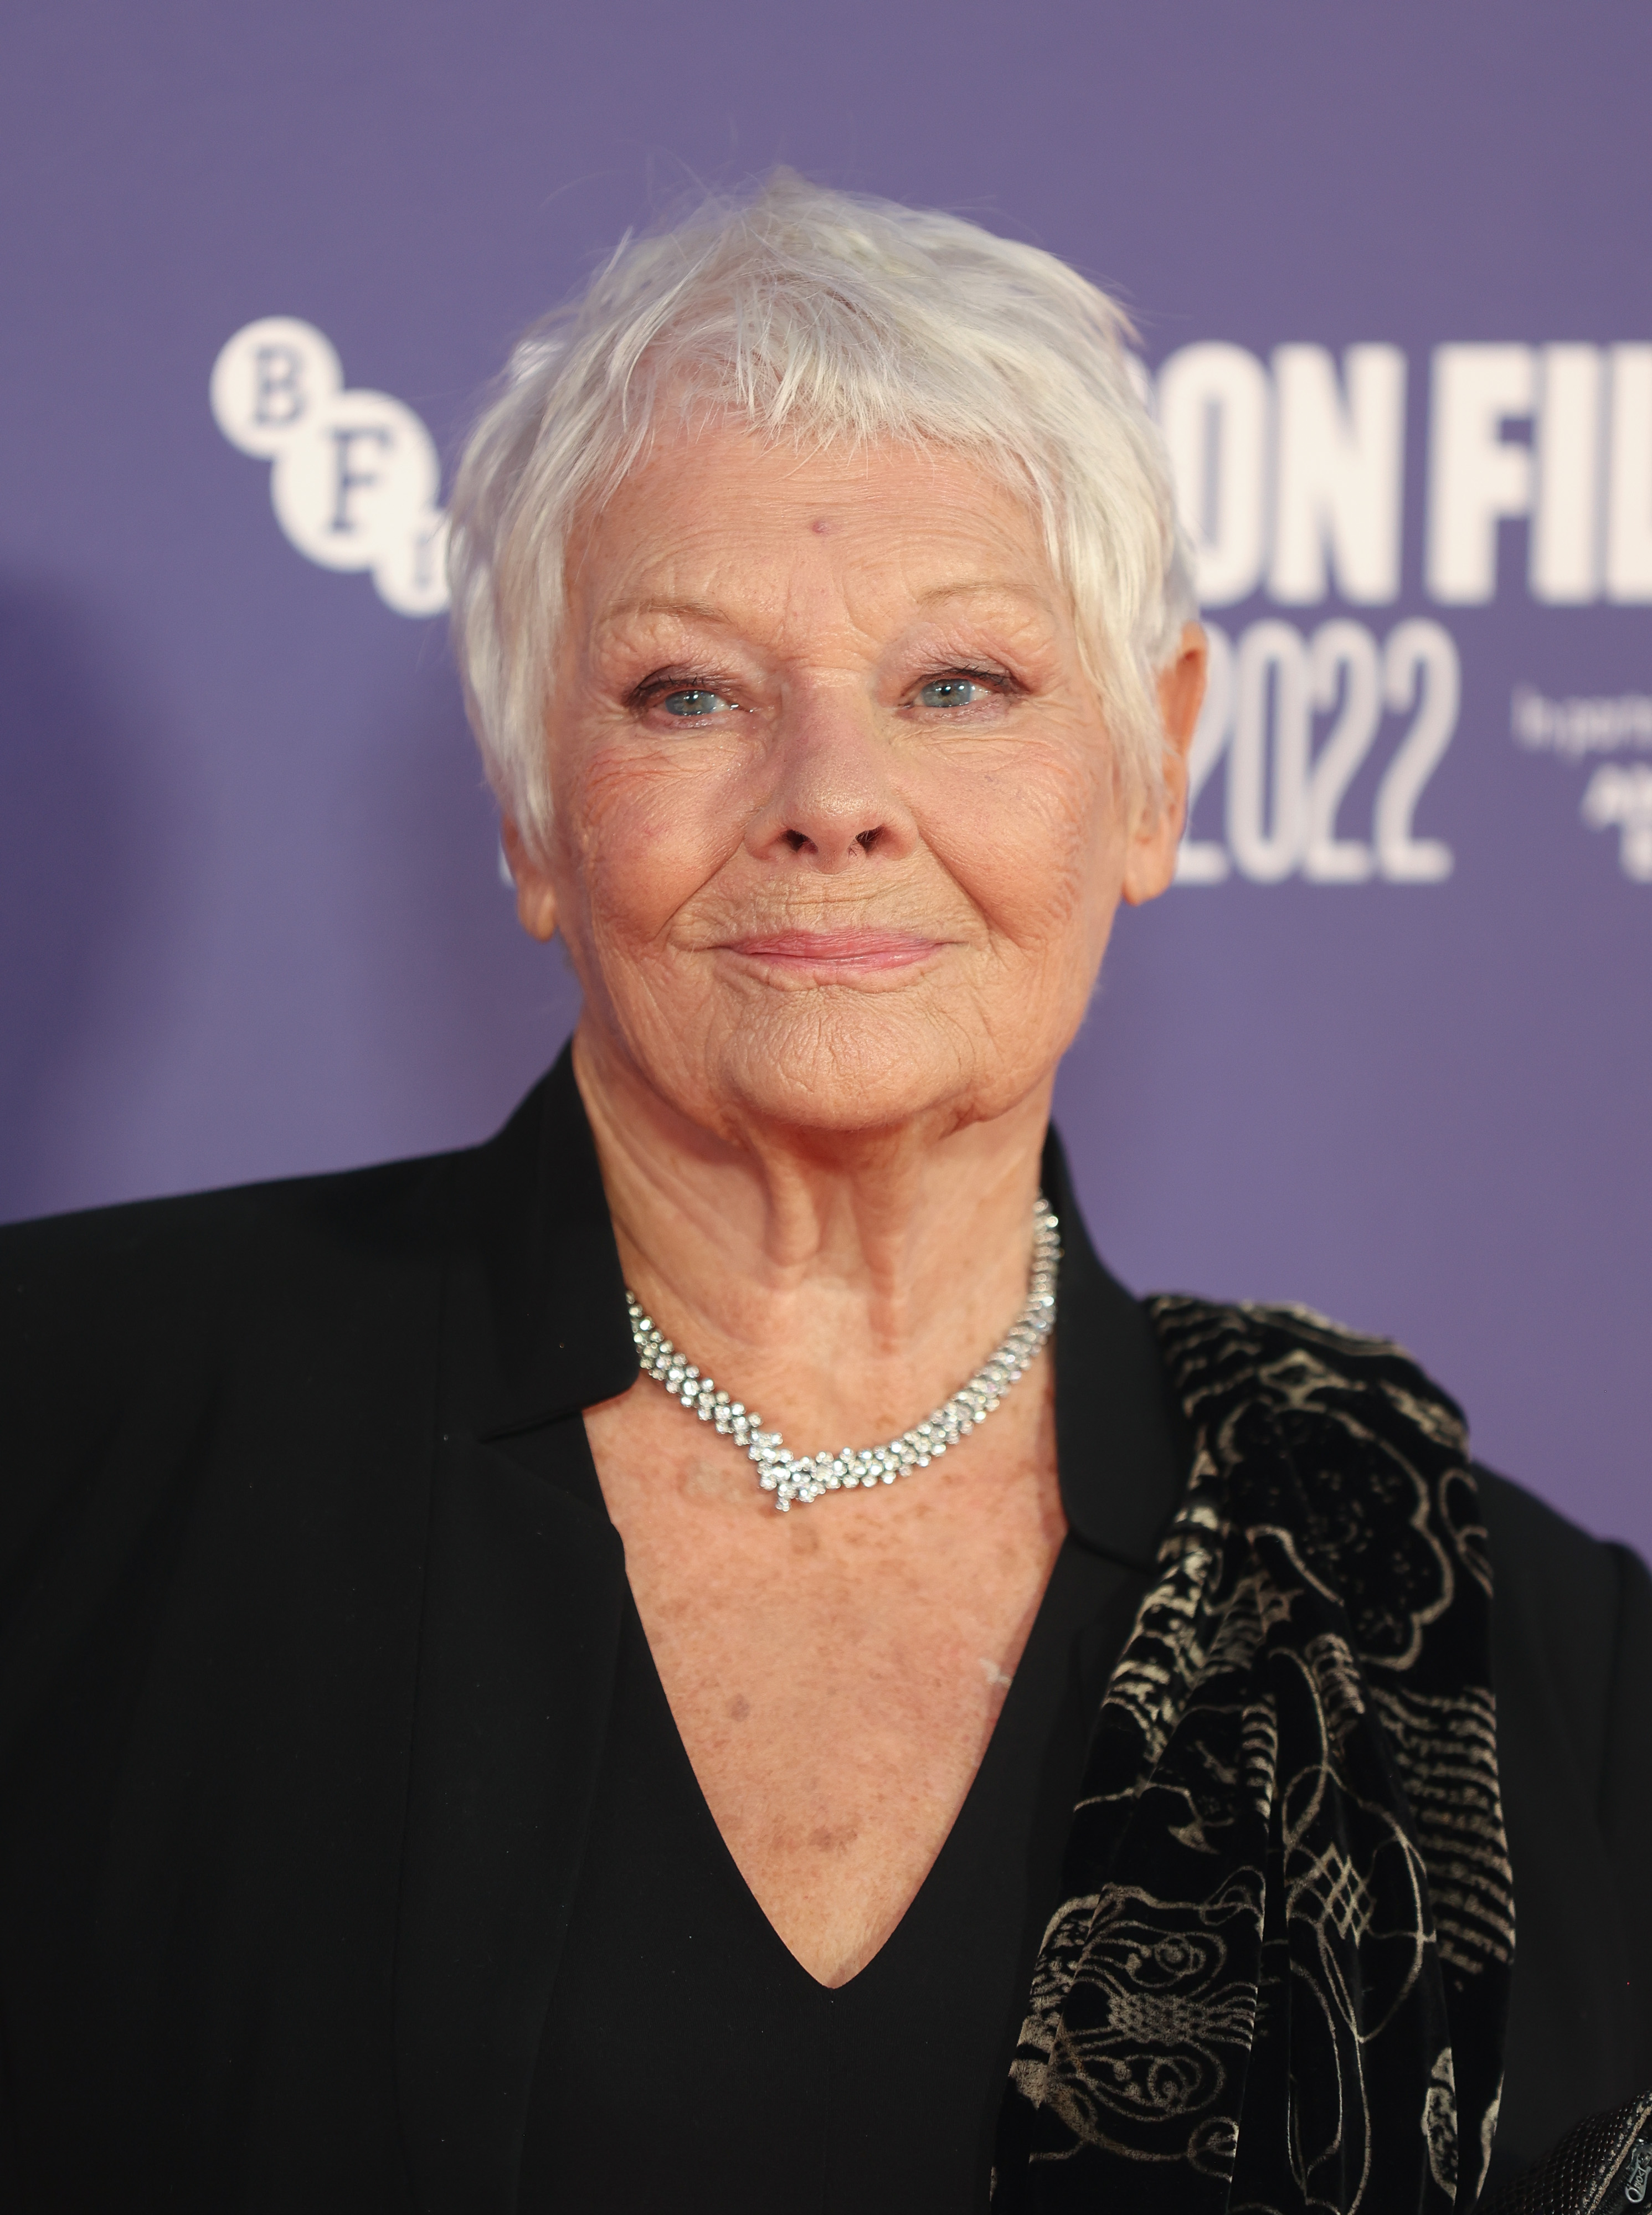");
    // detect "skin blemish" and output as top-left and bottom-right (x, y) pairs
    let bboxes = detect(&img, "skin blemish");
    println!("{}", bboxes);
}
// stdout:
(728, 1694), (751, 1722)
(810, 516), (831, 535)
